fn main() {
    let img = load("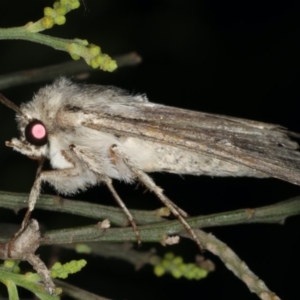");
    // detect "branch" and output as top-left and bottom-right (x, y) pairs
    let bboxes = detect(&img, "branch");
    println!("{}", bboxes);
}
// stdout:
(1, 193), (297, 299)
(188, 230), (281, 300)
(29, 195), (300, 245)
(0, 191), (299, 238)
(0, 191), (166, 227)
(0, 52), (141, 90)
(0, 0), (117, 73)
(0, 52), (142, 90)
(0, 220), (57, 296)
(54, 279), (112, 300)
(63, 242), (156, 271)
(46, 223), (285, 300)
(0, 27), (116, 71)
